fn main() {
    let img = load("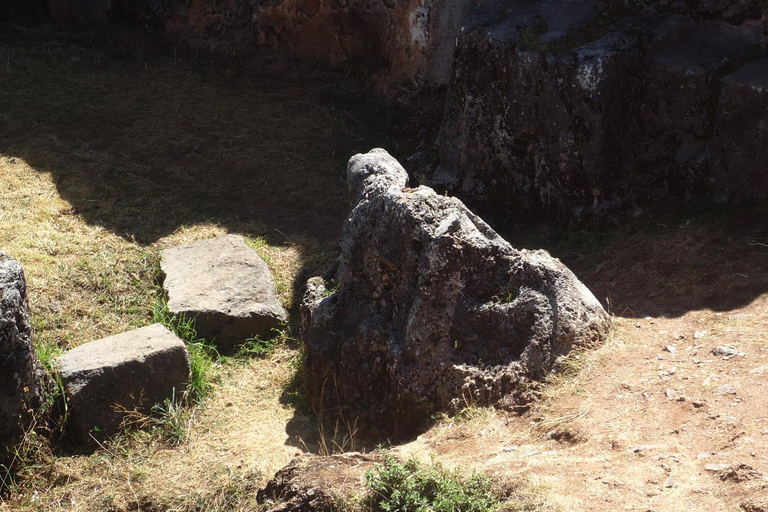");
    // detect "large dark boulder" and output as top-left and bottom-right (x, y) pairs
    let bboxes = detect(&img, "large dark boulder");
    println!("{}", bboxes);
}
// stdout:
(302, 149), (610, 438)
(436, 0), (766, 226)
(0, 253), (48, 443)
(711, 56), (768, 201)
